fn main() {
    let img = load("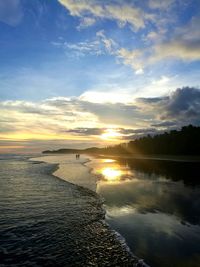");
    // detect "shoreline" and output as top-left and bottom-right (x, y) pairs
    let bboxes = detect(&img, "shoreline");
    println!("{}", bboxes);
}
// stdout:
(31, 155), (97, 191)
(41, 152), (200, 162)
(30, 154), (149, 267)
(93, 154), (200, 162)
